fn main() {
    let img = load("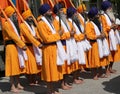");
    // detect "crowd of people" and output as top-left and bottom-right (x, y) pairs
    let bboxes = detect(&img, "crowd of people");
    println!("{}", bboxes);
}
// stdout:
(0, 0), (120, 94)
